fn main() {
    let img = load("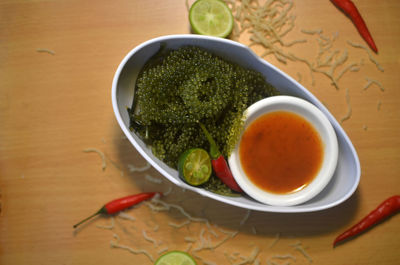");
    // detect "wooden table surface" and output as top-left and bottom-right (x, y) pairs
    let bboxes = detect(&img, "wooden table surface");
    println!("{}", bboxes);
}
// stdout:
(1, 0), (399, 264)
